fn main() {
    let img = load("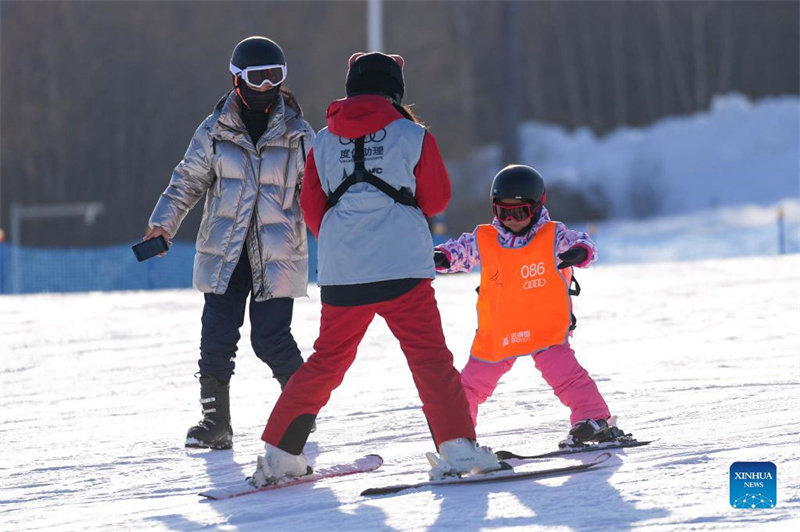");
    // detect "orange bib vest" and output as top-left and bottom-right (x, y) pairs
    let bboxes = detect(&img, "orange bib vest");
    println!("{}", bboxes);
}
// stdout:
(470, 223), (573, 362)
